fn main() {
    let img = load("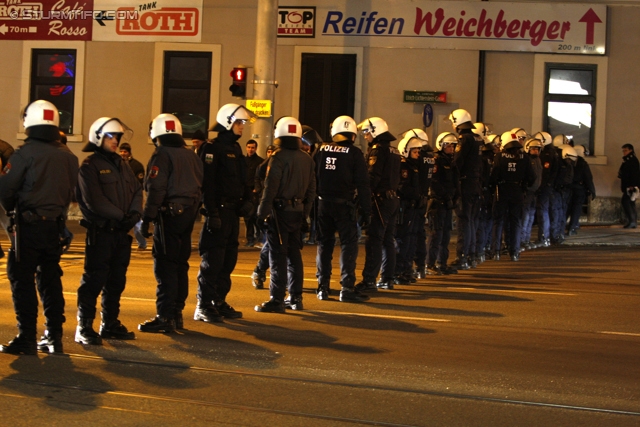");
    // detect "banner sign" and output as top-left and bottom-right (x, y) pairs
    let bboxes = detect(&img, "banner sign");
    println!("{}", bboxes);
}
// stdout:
(277, 1), (607, 55)
(0, 0), (201, 41)
(92, 0), (202, 42)
(0, 0), (94, 41)
(404, 91), (447, 103)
